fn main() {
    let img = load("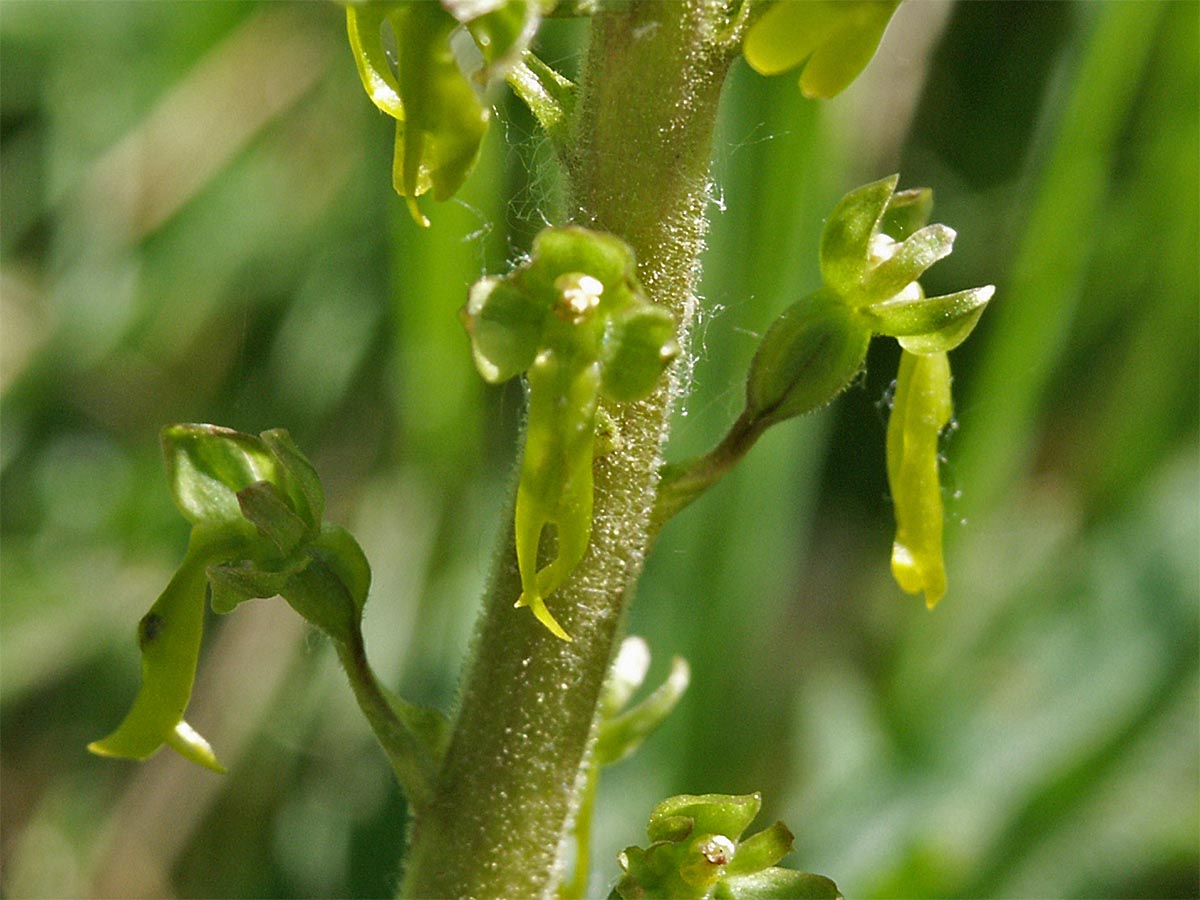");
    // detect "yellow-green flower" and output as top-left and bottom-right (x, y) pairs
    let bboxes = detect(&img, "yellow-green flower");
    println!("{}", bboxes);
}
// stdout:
(743, 1), (900, 99)
(345, 0), (538, 226)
